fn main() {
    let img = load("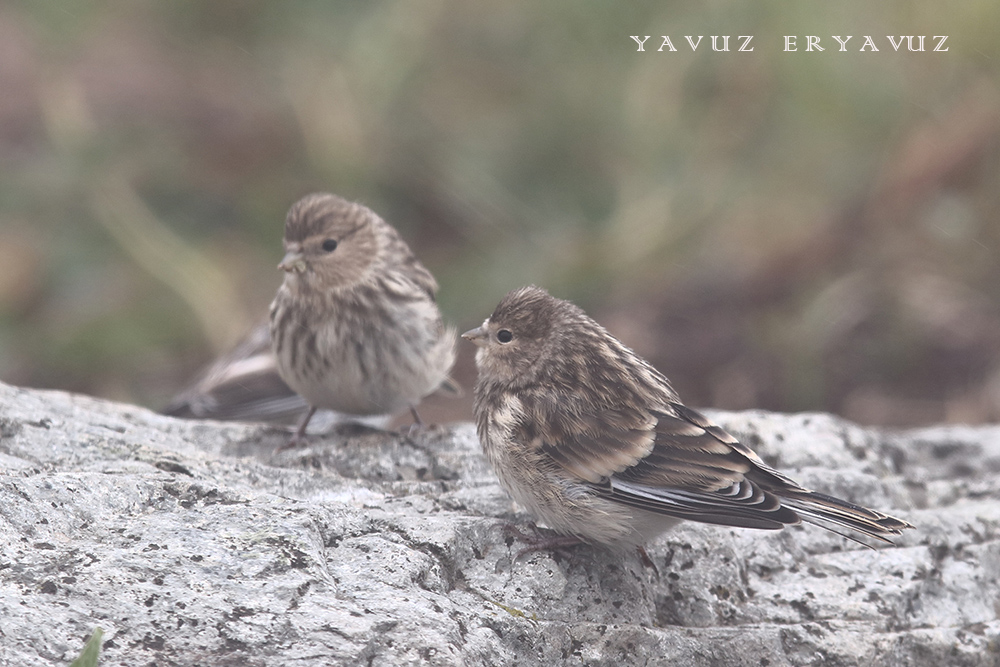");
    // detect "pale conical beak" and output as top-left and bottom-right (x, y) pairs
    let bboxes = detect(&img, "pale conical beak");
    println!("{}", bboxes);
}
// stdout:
(462, 326), (489, 348)
(278, 251), (307, 273)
